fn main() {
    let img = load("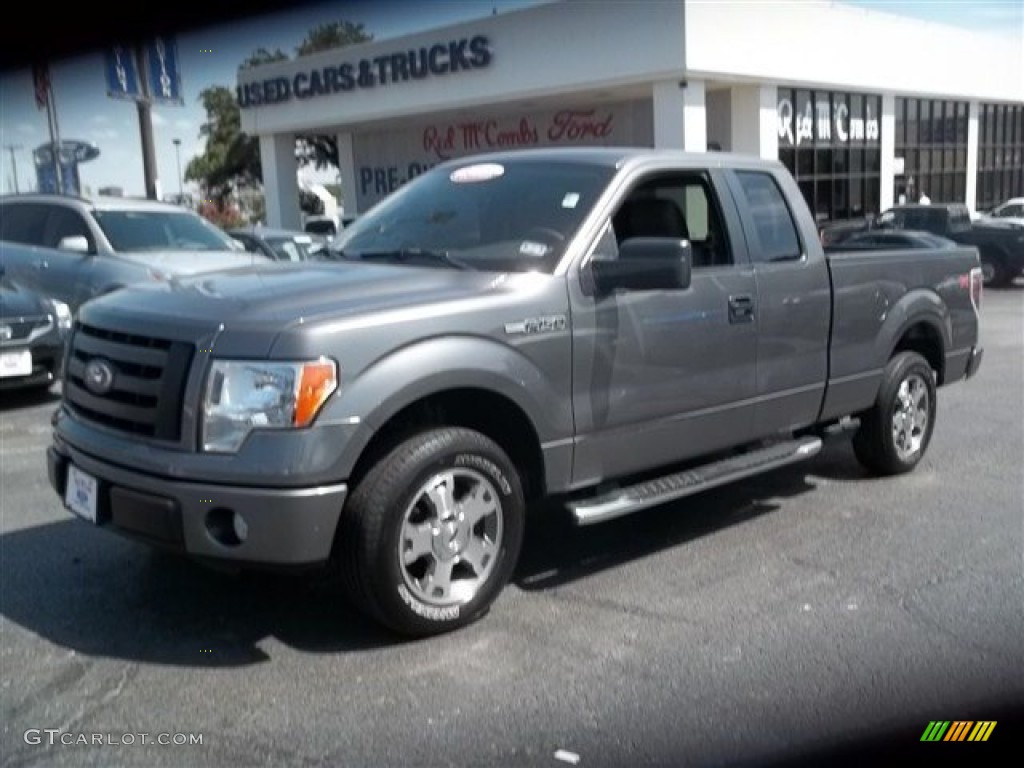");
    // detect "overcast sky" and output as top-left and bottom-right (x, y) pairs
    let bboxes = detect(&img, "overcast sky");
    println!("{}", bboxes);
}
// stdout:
(1, 0), (1020, 201)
